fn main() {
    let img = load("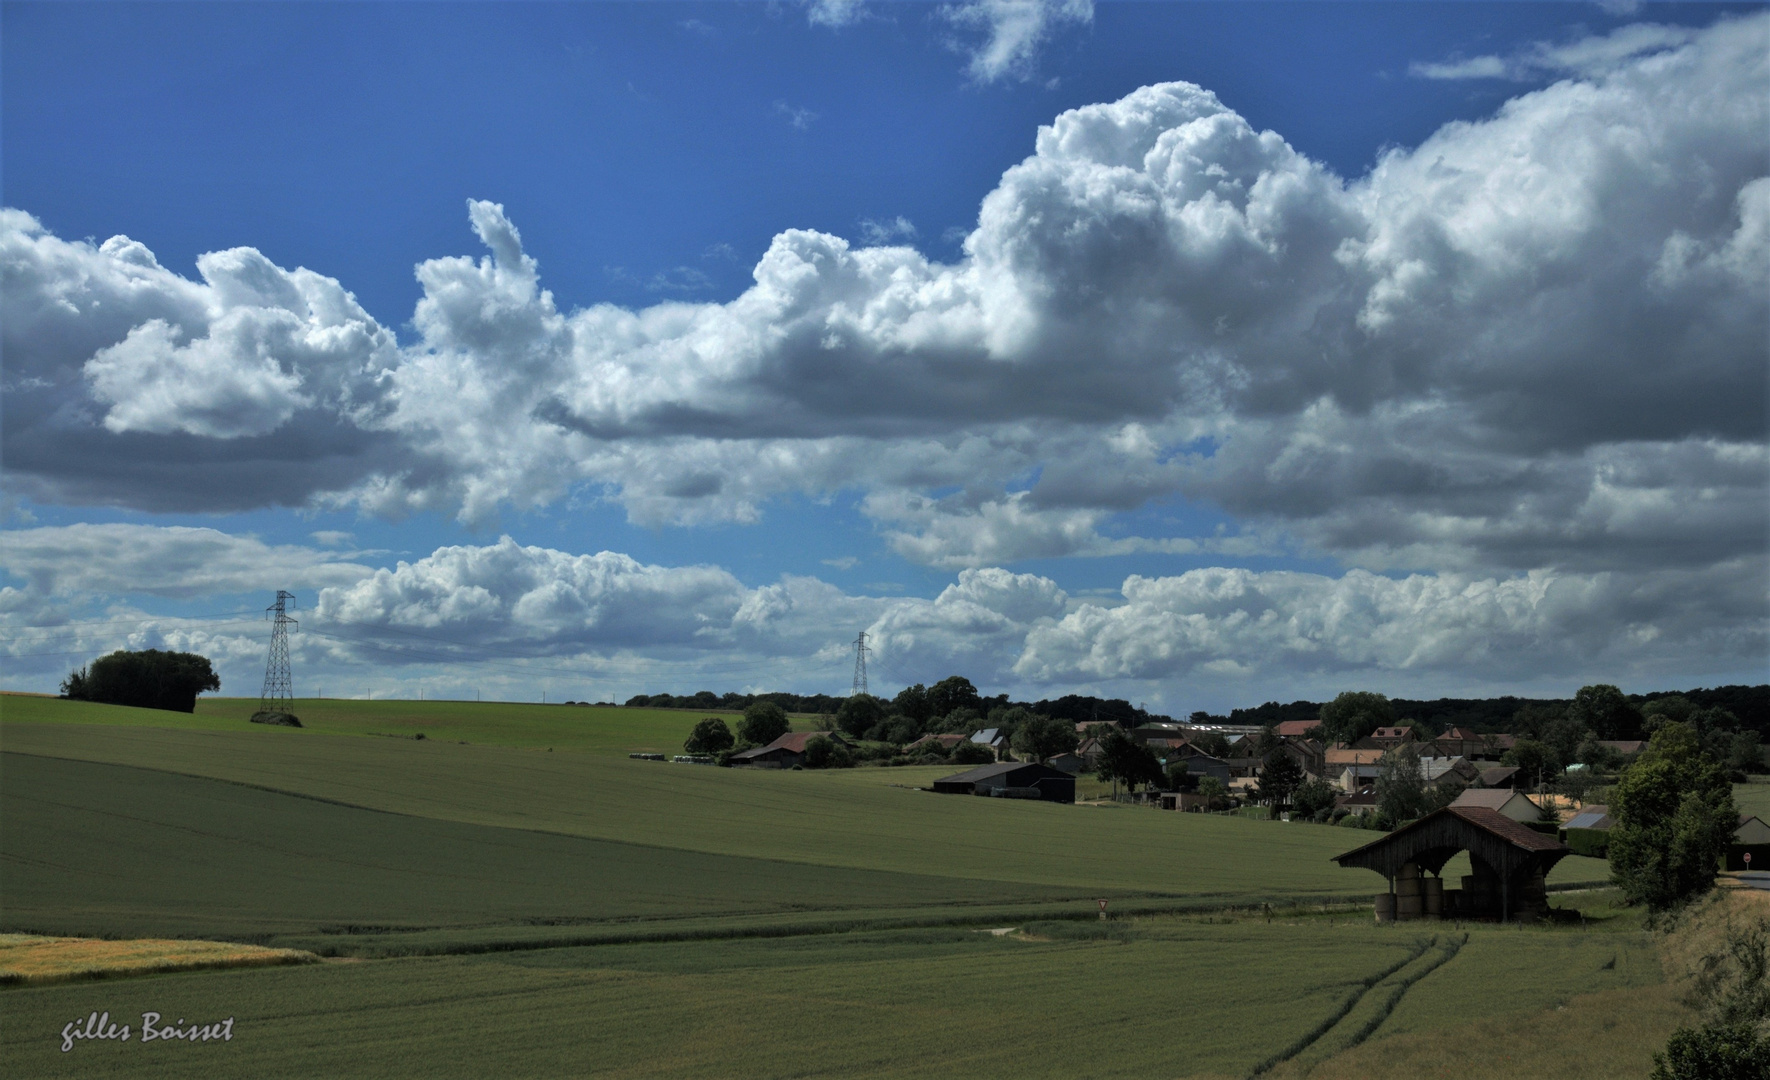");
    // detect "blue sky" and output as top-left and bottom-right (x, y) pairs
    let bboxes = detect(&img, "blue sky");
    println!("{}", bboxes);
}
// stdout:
(3, 1), (1765, 711)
